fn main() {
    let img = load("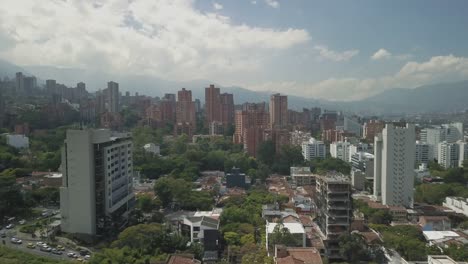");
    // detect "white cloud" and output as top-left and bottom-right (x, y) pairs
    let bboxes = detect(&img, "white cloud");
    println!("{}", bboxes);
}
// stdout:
(371, 48), (392, 60)
(251, 1), (257, 4)
(213, 2), (223, 10)
(265, 0), (280, 8)
(313, 45), (359, 62)
(0, 0), (309, 81)
(371, 48), (412, 61)
(249, 55), (468, 101)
